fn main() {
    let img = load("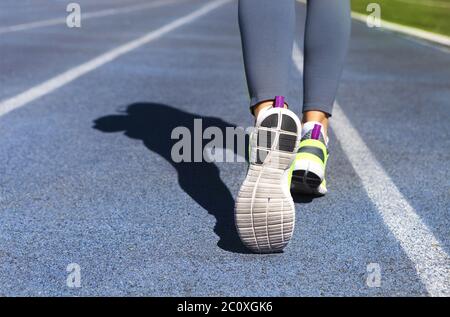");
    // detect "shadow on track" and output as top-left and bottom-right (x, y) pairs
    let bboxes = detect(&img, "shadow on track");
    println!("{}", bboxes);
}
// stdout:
(93, 102), (251, 254)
